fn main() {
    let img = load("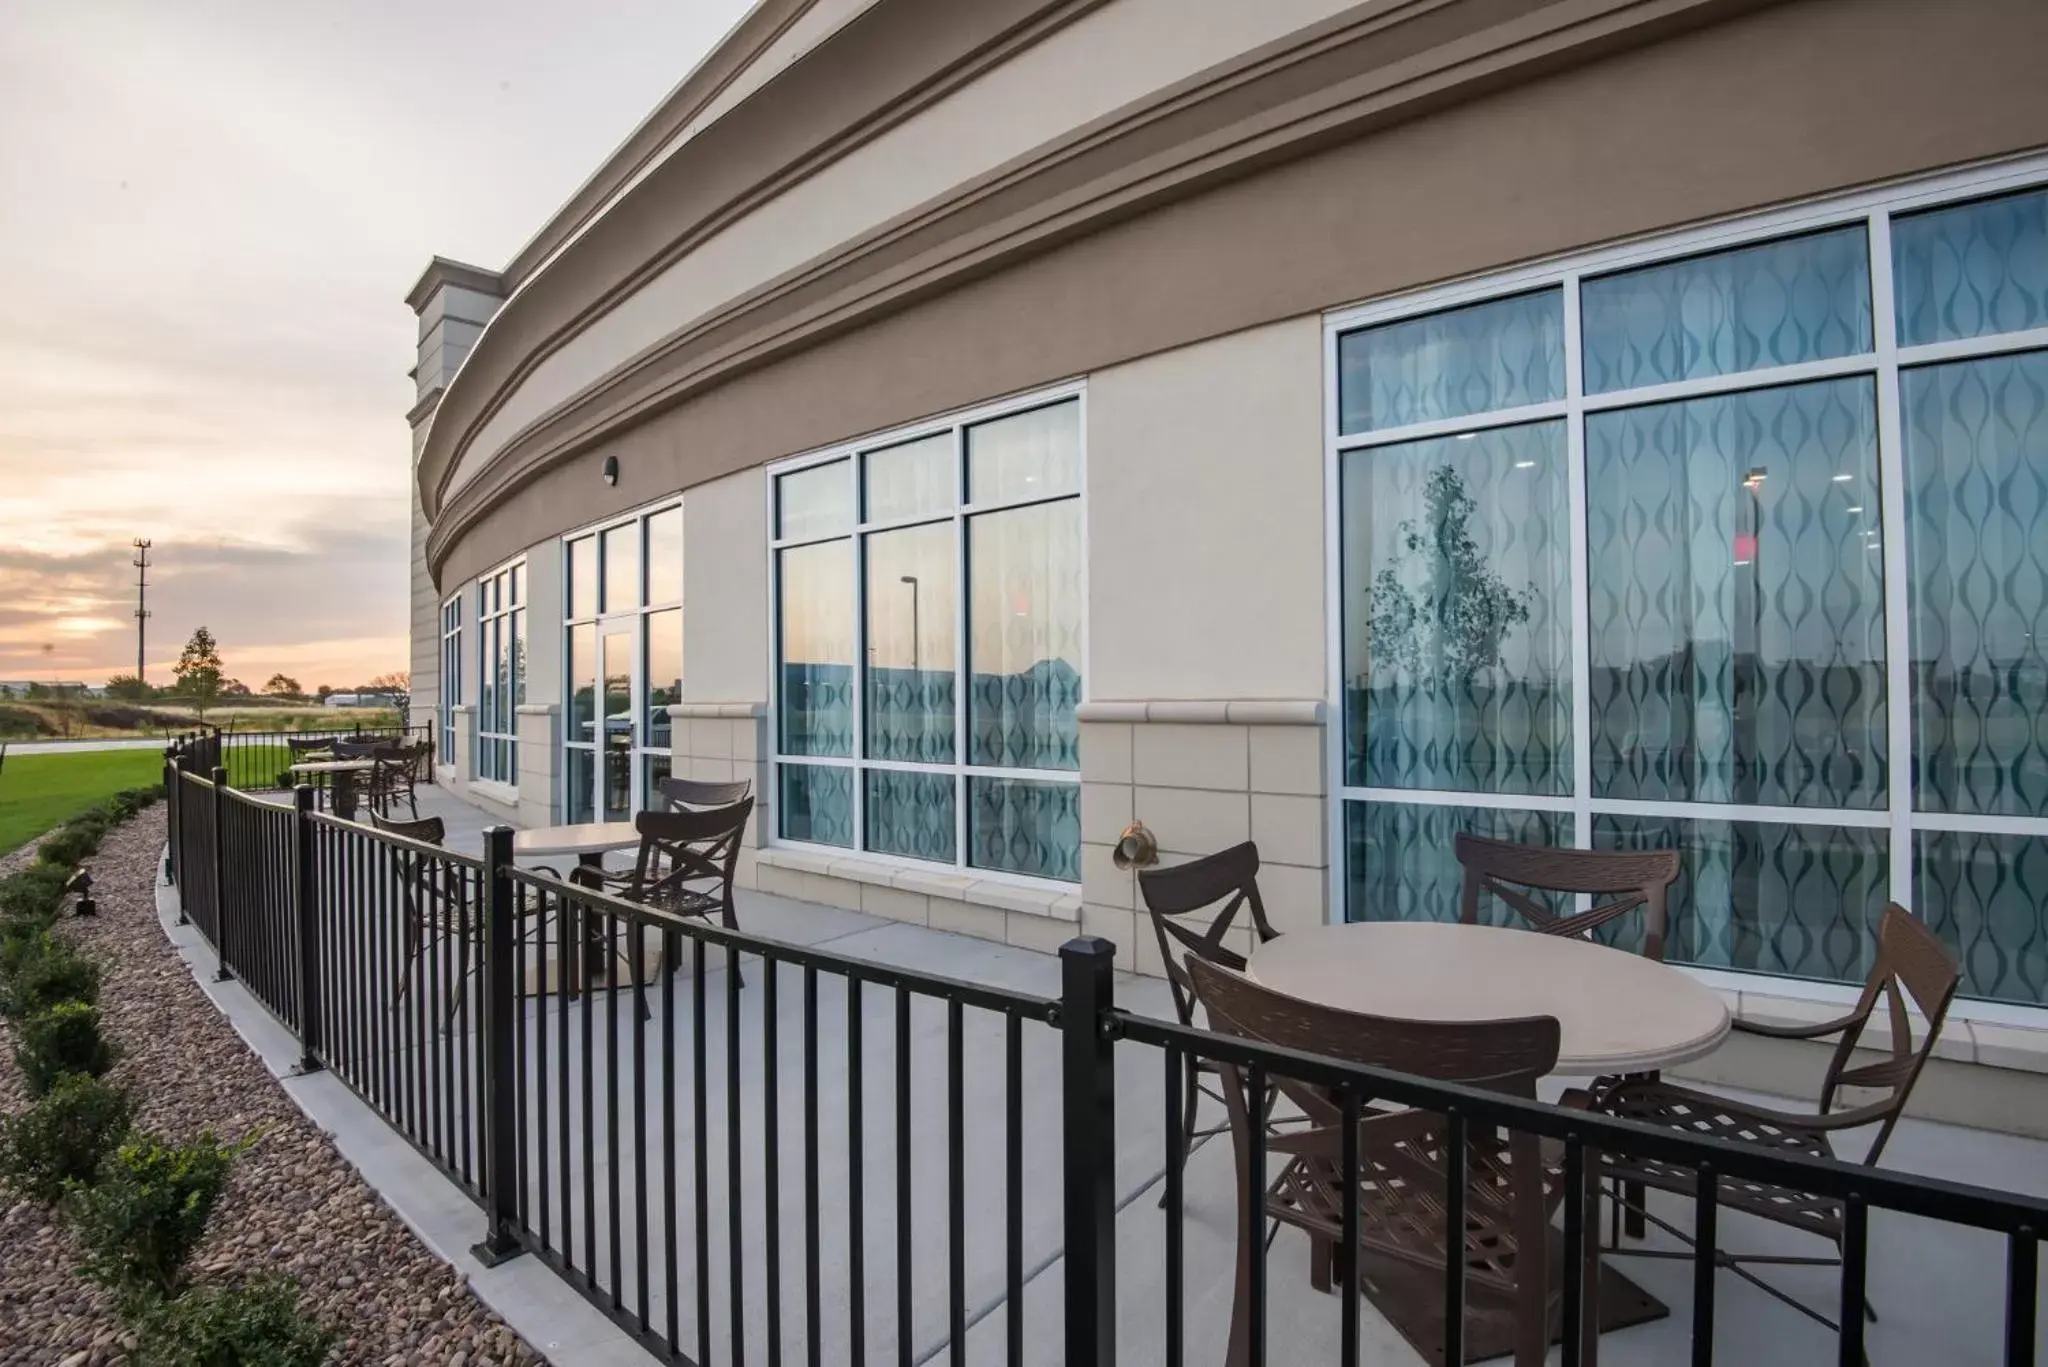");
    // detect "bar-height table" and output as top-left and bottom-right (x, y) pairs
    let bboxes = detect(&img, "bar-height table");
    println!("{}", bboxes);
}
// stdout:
(287, 759), (378, 821)
(512, 822), (644, 983)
